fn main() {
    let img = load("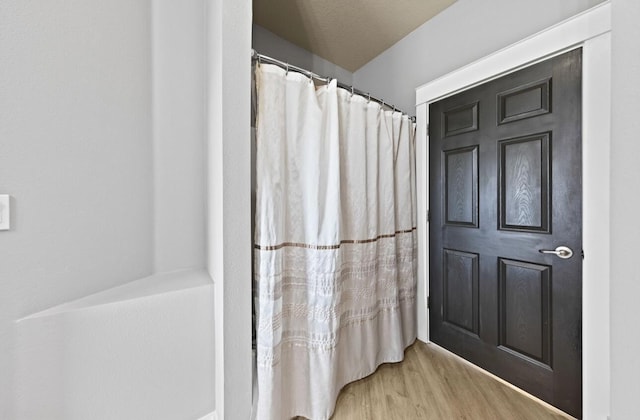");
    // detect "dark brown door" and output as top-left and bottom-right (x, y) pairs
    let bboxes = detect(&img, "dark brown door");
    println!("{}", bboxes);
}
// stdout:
(429, 49), (582, 418)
